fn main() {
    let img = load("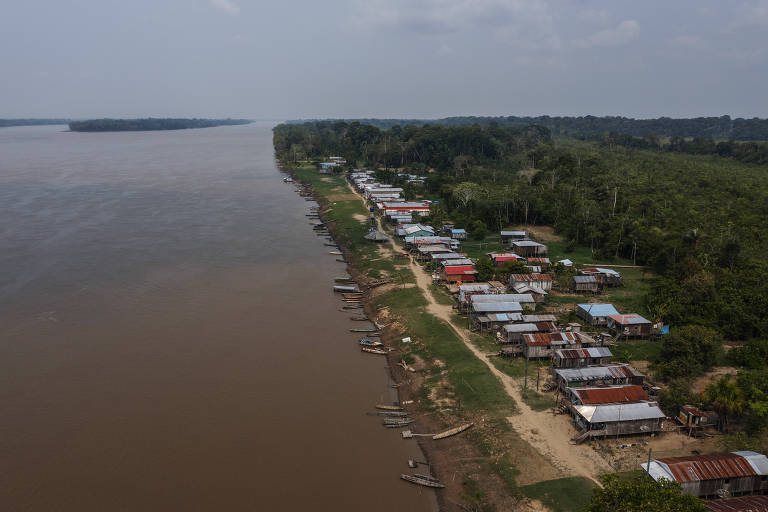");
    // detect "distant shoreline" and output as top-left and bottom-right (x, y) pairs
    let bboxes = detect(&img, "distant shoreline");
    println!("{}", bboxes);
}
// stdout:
(68, 118), (252, 132)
